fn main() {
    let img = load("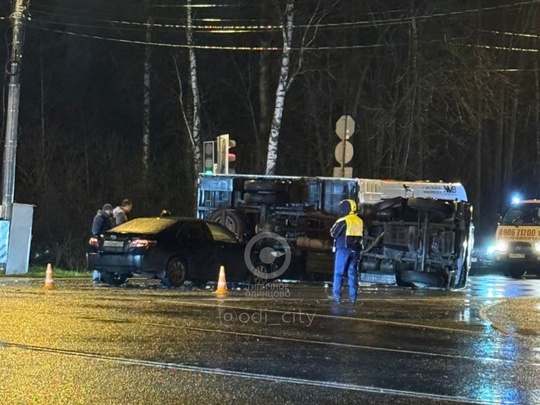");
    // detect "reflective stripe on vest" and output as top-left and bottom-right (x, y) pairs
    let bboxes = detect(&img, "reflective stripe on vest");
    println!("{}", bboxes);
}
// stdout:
(336, 214), (363, 236)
